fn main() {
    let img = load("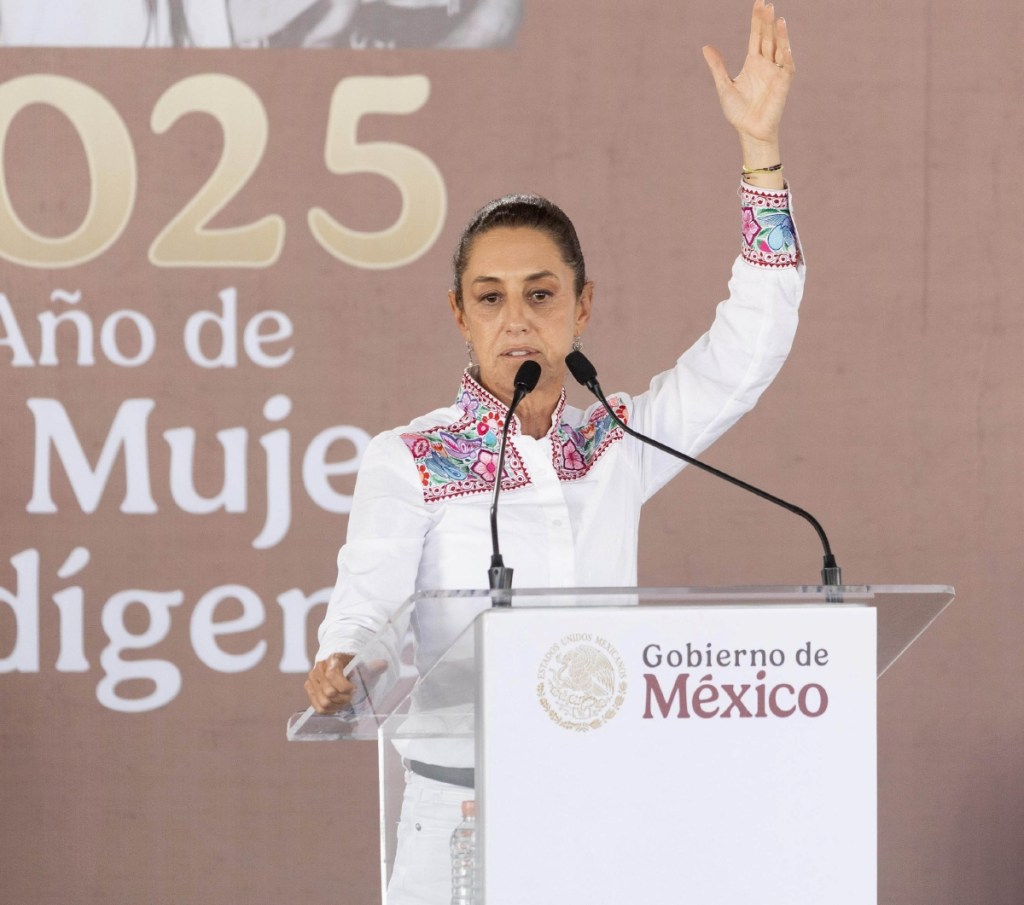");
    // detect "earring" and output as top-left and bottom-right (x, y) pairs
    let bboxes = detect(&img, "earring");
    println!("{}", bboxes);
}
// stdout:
(466, 340), (476, 368)
(571, 336), (583, 353)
